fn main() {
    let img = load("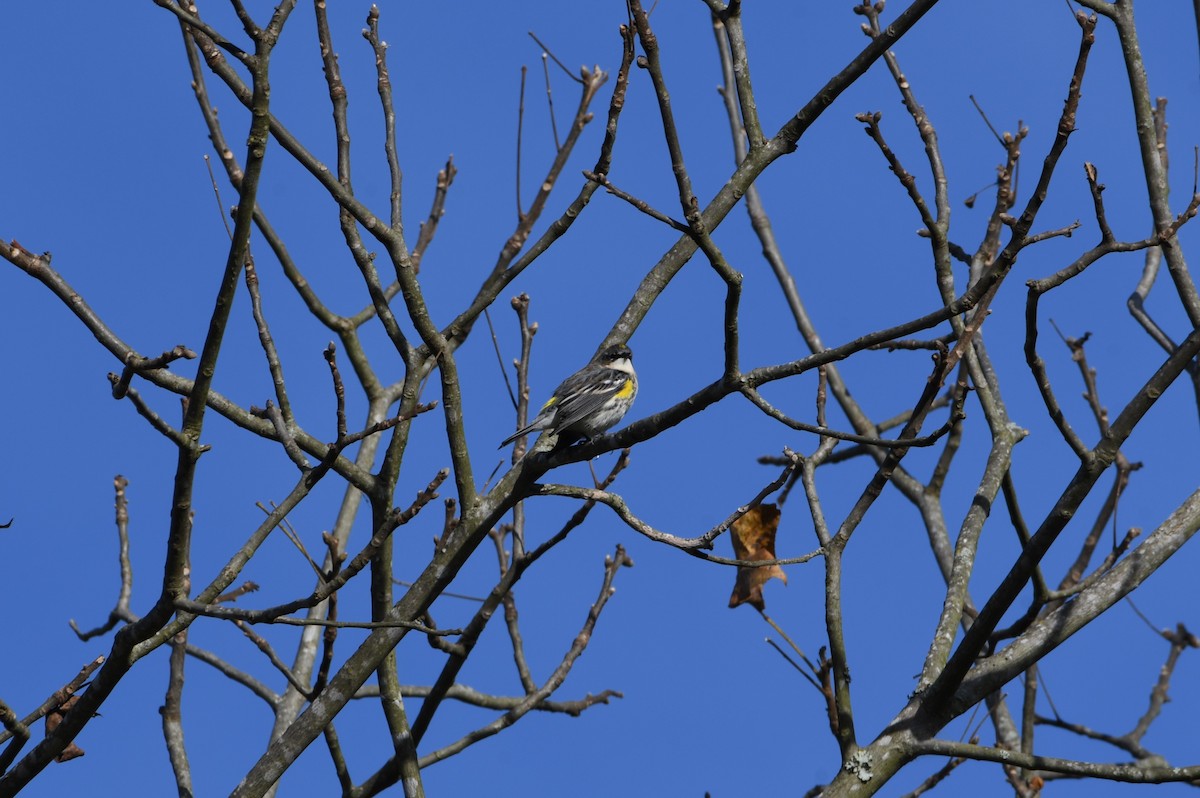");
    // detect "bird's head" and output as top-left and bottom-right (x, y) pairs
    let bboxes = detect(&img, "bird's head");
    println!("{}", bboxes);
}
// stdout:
(596, 343), (632, 364)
